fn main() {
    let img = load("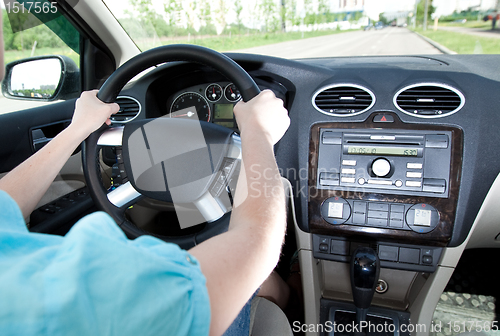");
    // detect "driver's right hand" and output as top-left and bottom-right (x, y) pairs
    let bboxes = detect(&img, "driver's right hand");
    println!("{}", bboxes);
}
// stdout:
(234, 90), (290, 146)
